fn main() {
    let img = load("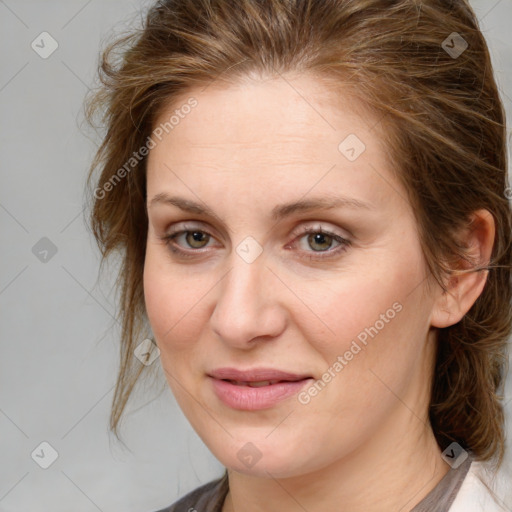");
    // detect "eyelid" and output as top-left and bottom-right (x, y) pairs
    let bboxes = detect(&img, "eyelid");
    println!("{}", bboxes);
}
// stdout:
(286, 224), (351, 259)
(161, 220), (351, 260)
(164, 221), (348, 243)
(165, 221), (211, 236)
(289, 222), (348, 240)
